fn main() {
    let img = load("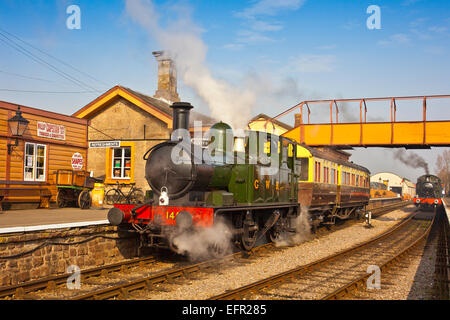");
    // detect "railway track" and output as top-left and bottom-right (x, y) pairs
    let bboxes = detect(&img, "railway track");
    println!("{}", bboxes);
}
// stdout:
(0, 200), (408, 300)
(209, 207), (433, 300)
(0, 255), (164, 300)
